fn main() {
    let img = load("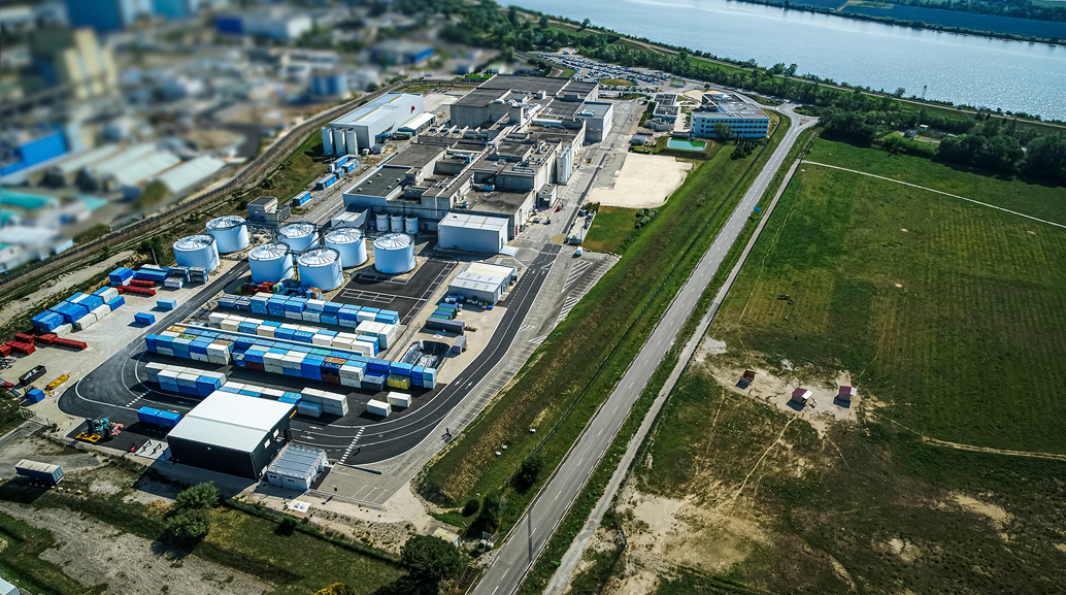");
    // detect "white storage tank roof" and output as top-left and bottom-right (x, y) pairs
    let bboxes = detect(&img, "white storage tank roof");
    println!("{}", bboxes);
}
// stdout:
(297, 247), (344, 290)
(206, 215), (250, 253)
(373, 233), (415, 275)
(323, 228), (368, 268)
(173, 235), (220, 271)
(276, 222), (318, 252)
(248, 242), (294, 284)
